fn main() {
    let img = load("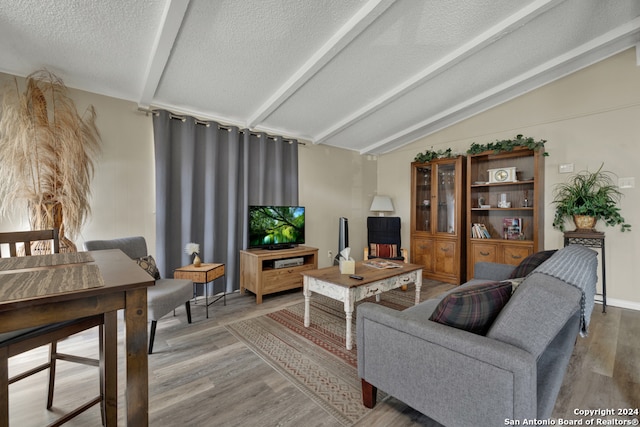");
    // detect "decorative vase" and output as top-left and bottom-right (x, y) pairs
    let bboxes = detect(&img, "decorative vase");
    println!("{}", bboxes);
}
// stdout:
(193, 254), (202, 267)
(30, 201), (77, 254)
(573, 215), (597, 231)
